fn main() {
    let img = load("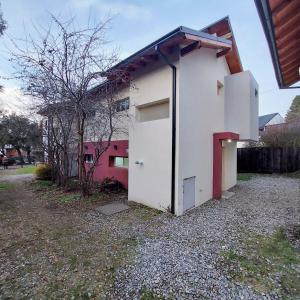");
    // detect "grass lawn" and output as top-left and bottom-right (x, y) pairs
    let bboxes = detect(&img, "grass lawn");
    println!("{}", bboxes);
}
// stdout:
(221, 229), (300, 298)
(283, 170), (300, 179)
(15, 165), (36, 175)
(0, 182), (15, 190)
(237, 173), (253, 181)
